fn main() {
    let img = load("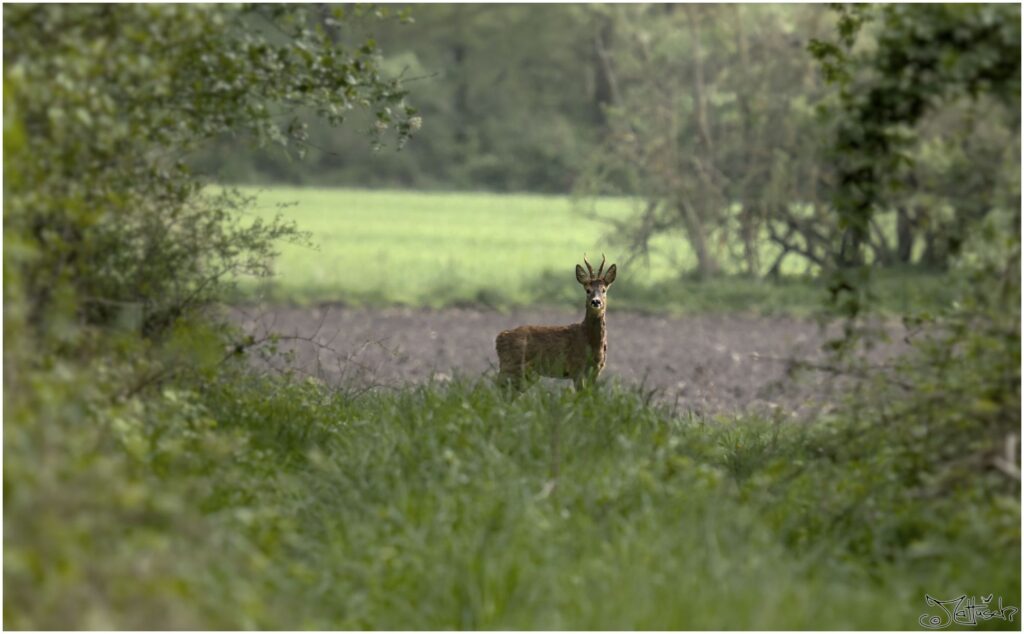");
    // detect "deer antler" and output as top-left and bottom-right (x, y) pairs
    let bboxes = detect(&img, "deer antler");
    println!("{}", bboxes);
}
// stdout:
(583, 254), (595, 279)
(597, 253), (606, 279)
